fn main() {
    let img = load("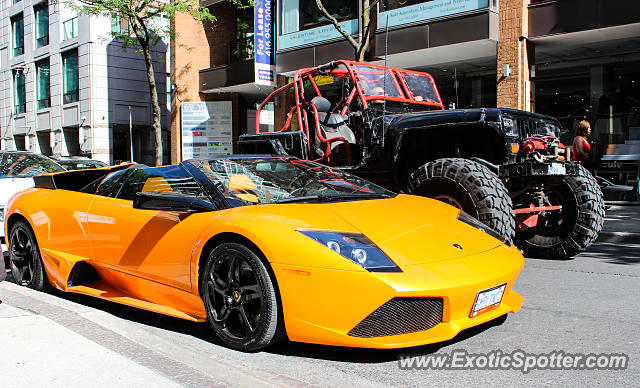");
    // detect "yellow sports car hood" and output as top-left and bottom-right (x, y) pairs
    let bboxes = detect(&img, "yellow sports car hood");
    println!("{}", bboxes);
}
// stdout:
(321, 194), (503, 266)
